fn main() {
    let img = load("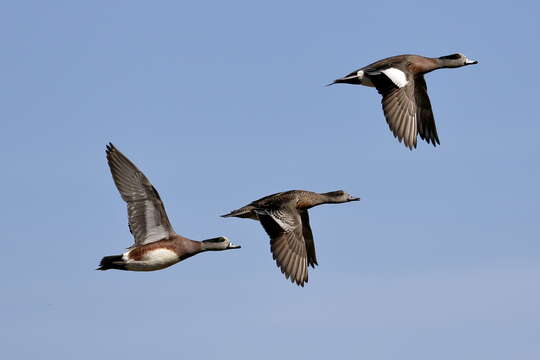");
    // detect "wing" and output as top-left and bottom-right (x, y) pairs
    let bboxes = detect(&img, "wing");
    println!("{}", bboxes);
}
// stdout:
(366, 68), (418, 149)
(367, 68), (441, 149)
(414, 76), (440, 146)
(106, 143), (176, 246)
(255, 208), (309, 287)
(300, 210), (317, 268)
